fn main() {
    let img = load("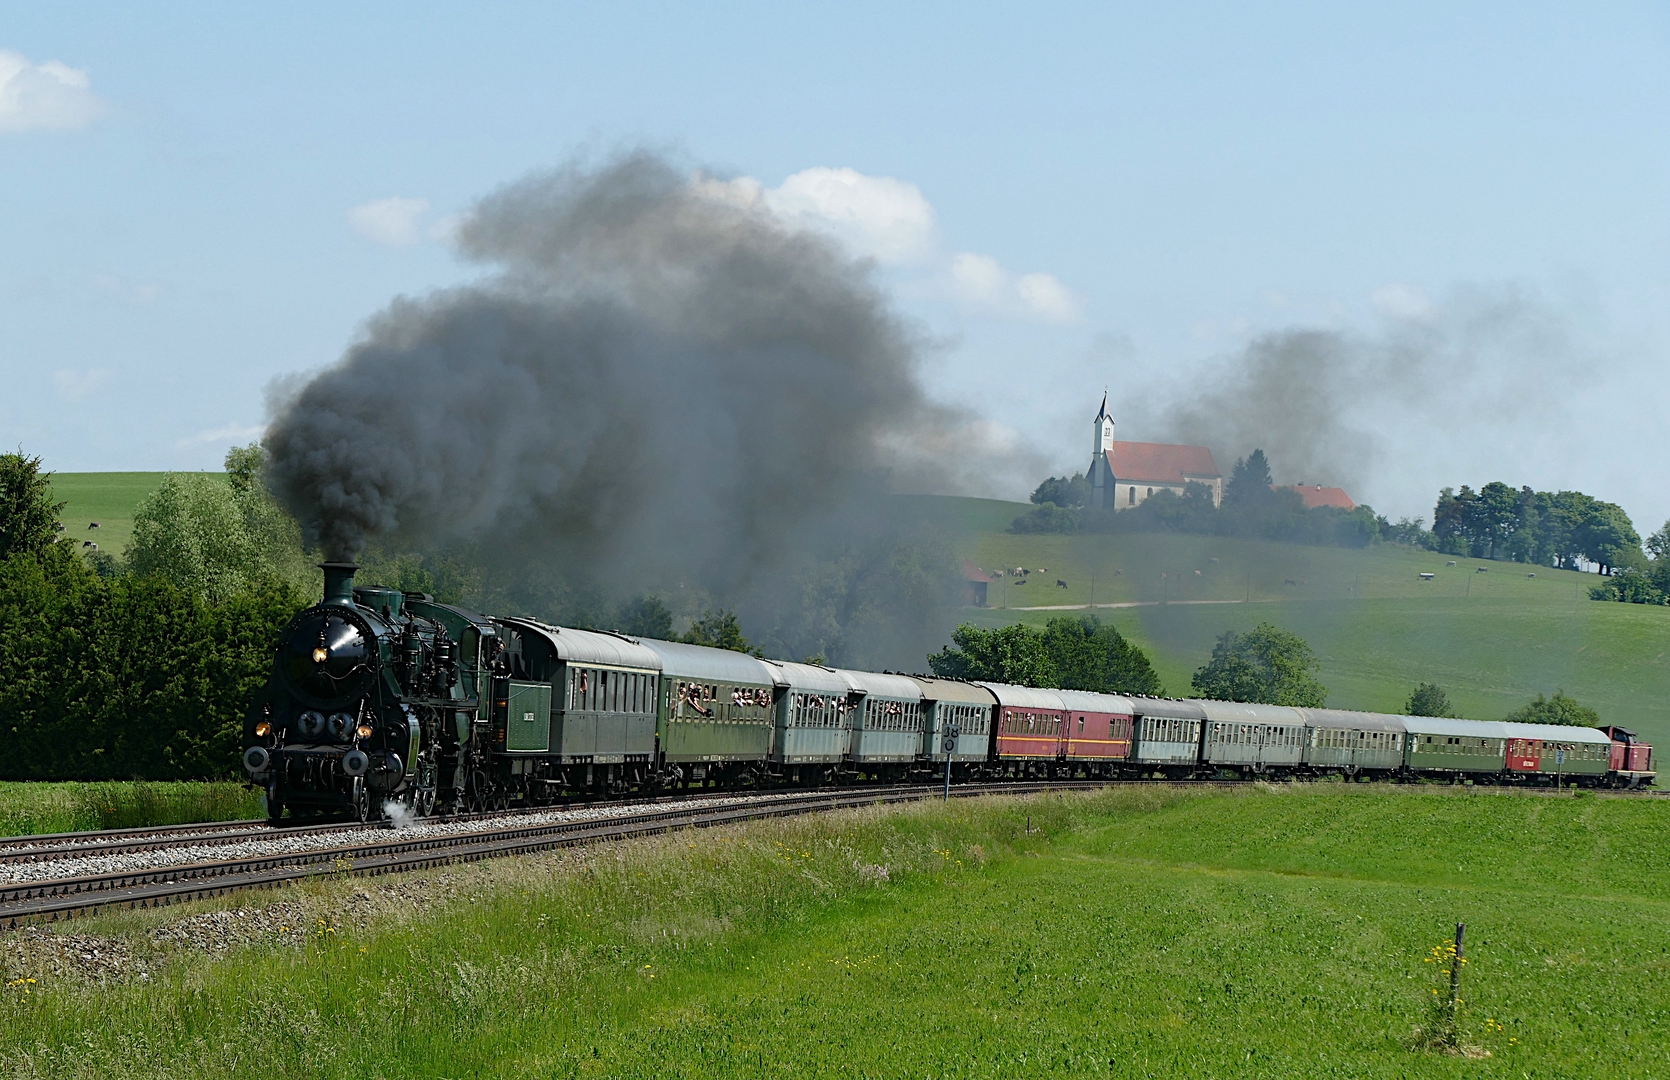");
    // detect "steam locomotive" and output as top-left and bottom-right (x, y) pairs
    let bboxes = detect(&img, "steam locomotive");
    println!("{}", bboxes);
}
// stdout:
(242, 564), (1656, 822)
